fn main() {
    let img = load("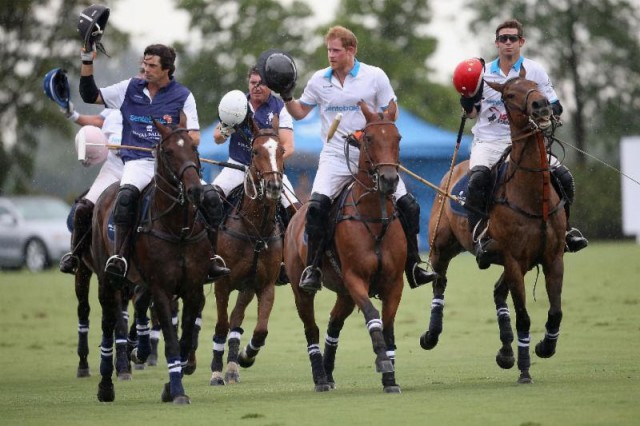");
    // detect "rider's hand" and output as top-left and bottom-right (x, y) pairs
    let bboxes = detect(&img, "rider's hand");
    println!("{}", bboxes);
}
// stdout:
(219, 123), (235, 139)
(81, 45), (96, 63)
(278, 81), (296, 103)
(62, 102), (80, 122)
(460, 82), (483, 114)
